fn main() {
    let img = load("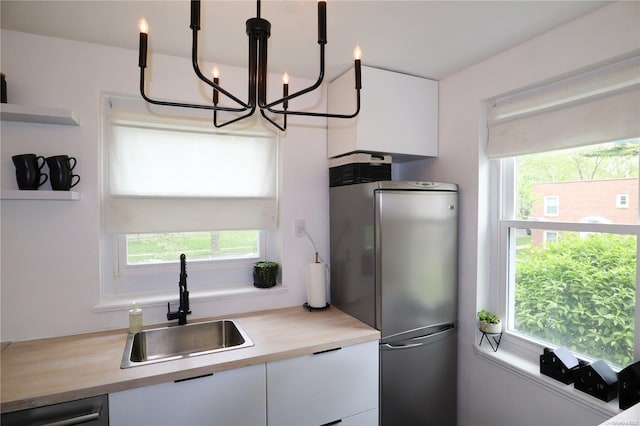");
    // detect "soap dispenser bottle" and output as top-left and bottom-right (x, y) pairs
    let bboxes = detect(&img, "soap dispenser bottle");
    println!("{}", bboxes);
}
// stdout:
(129, 302), (143, 334)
